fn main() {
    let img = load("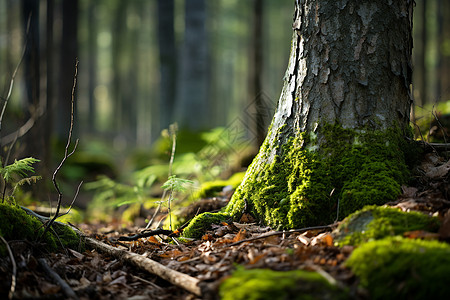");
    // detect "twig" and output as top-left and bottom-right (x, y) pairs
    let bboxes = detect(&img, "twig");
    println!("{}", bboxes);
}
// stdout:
(38, 258), (79, 299)
(0, 236), (16, 300)
(118, 228), (174, 241)
(145, 123), (178, 230)
(228, 224), (337, 247)
(40, 59), (80, 240)
(76, 230), (206, 297)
